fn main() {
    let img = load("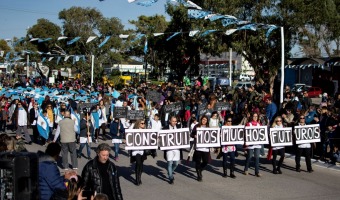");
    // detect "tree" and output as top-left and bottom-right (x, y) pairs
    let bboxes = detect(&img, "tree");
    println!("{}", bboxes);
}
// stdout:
(0, 39), (11, 63)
